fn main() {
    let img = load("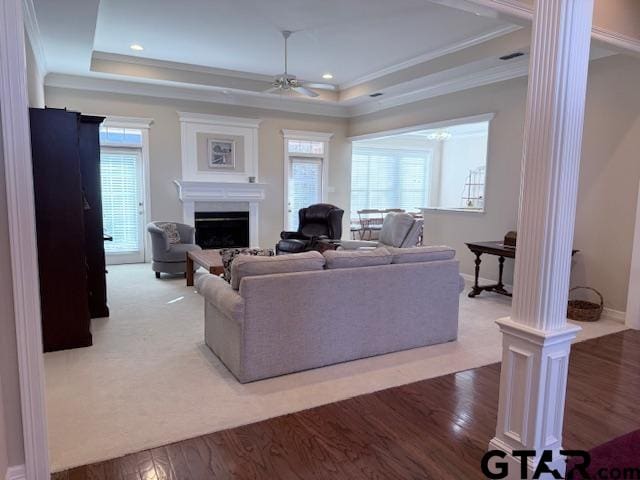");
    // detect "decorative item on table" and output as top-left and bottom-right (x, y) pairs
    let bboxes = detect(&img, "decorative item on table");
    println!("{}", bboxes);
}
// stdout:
(504, 231), (517, 249)
(207, 139), (235, 168)
(567, 286), (603, 322)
